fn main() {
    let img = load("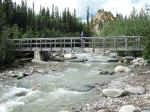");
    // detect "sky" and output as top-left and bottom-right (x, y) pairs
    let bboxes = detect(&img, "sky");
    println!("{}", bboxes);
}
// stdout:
(12, 0), (150, 19)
